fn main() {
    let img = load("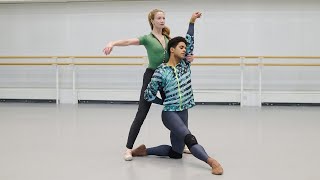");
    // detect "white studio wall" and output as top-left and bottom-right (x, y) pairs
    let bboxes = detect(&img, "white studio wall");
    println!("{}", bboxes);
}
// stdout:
(0, 0), (320, 105)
